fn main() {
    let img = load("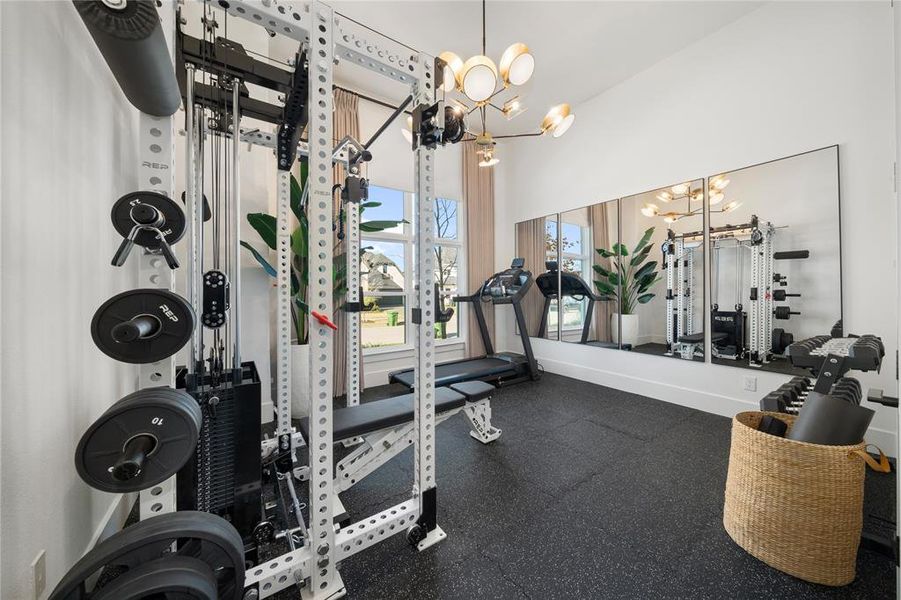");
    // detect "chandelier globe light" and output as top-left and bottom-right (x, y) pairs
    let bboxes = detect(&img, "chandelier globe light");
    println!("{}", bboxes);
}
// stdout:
(416, 0), (573, 167)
